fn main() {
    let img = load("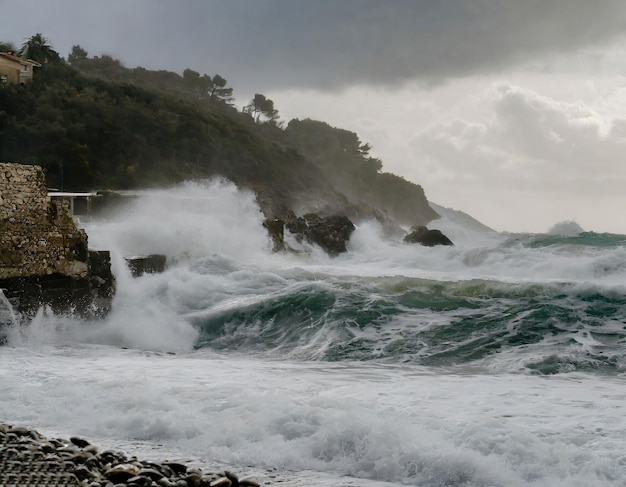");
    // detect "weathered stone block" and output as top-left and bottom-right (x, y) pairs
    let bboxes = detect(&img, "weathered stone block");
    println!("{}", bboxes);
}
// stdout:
(0, 163), (115, 318)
